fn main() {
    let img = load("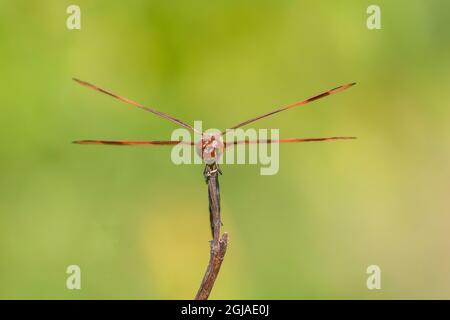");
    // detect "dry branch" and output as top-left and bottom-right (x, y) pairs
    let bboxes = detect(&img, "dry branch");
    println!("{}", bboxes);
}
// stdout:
(195, 233), (228, 300)
(195, 165), (228, 300)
